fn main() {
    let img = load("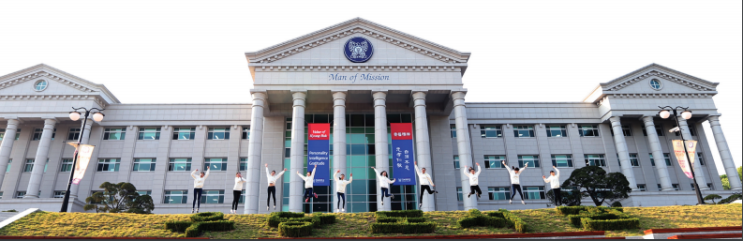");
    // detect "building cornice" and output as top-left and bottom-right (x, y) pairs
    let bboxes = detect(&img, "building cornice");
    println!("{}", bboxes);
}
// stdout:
(253, 65), (463, 72)
(603, 69), (715, 92)
(0, 64), (121, 104)
(0, 94), (109, 108)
